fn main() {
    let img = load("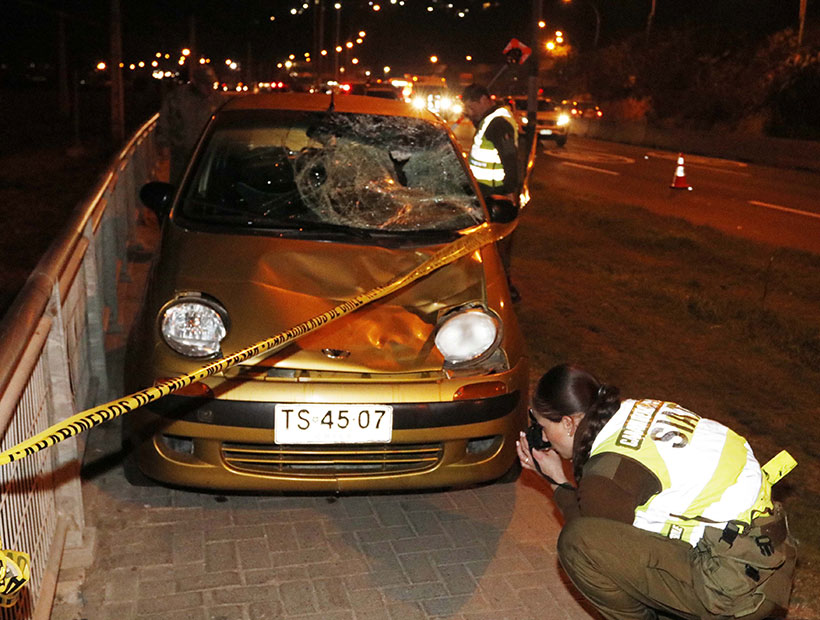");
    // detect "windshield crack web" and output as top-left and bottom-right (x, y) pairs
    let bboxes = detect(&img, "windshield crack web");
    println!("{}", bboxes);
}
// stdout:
(291, 112), (481, 231)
